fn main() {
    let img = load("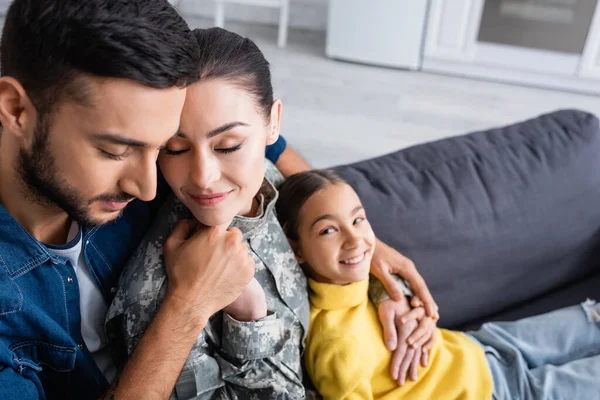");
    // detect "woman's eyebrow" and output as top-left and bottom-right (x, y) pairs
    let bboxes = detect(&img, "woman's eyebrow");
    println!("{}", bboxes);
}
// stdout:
(207, 121), (249, 138)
